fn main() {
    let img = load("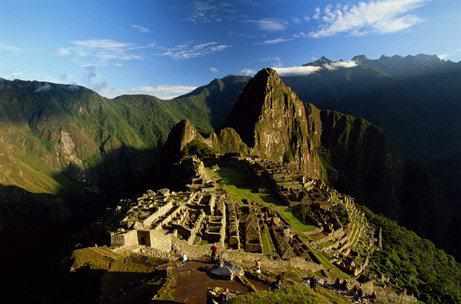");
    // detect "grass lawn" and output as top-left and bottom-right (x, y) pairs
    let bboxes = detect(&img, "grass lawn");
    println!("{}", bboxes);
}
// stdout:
(308, 248), (351, 280)
(261, 224), (277, 256)
(212, 166), (317, 234)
